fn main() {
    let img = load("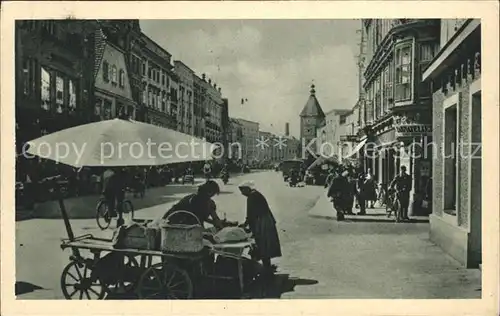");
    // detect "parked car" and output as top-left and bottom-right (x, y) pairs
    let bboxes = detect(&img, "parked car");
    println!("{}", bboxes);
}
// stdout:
(280, 159), (304, 181)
